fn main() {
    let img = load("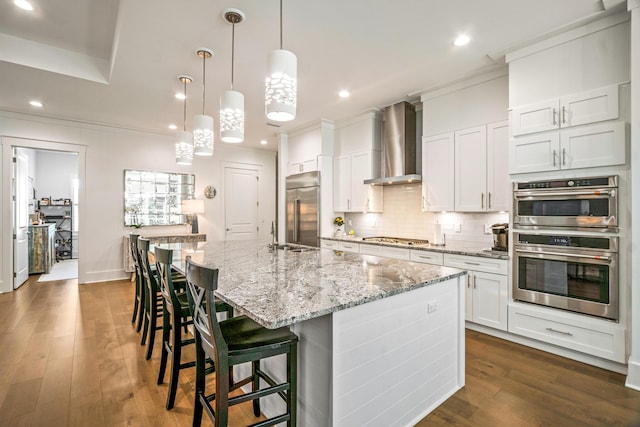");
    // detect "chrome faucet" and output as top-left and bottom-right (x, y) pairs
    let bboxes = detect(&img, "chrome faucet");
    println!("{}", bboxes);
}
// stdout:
(269, 221), (277, 250)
